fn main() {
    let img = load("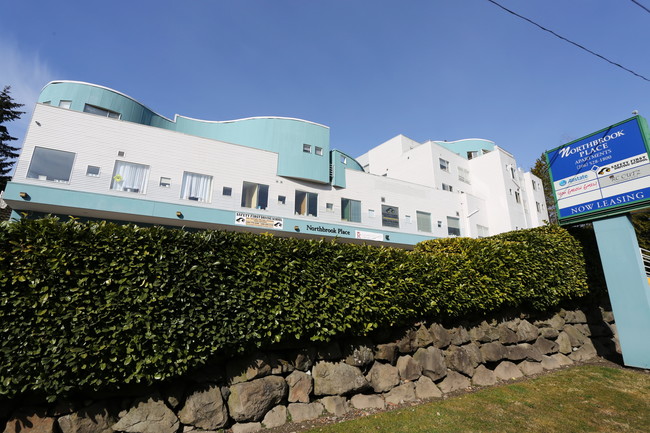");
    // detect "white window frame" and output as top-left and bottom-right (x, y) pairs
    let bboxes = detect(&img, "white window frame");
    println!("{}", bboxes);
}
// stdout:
(27, 147), (76, 183)
(241, 182), (269, 209)
(84, 103), (120, 119)
(110, 161), (150, 193)
(86, 165), (101, 177)
(341, 198), (361, 222)
(180, 171), (213, 203)
(416, 211), (432, 233)
(295, 190), (318, 216)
